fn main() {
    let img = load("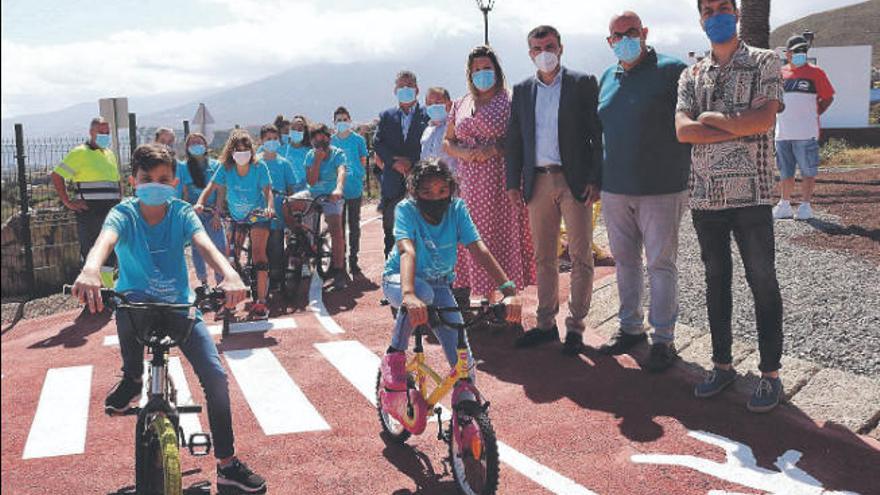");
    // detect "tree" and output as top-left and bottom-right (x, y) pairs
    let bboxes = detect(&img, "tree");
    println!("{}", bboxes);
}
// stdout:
(740, 0), (771, 48)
